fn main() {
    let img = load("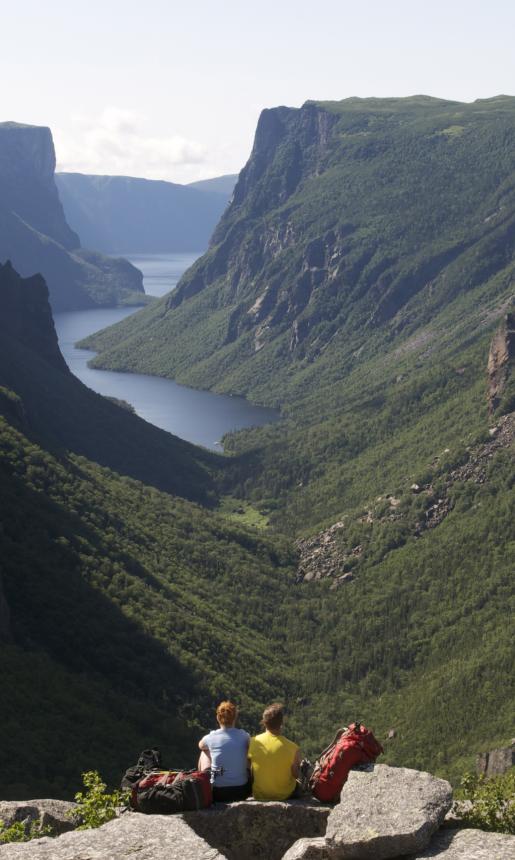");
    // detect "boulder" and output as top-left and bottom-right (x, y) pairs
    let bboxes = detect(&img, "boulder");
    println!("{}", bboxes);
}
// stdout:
(0, 799), (77, 836)
(185, 798), (330, 860)
(284, 765), (452, 860)
(0, 813), (227, 859)
(406, 827), (515, 858)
